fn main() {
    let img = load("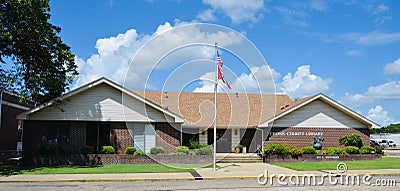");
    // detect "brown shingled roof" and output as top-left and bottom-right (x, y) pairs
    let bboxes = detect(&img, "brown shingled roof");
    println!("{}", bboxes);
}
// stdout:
(133, 91), (293, 128)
